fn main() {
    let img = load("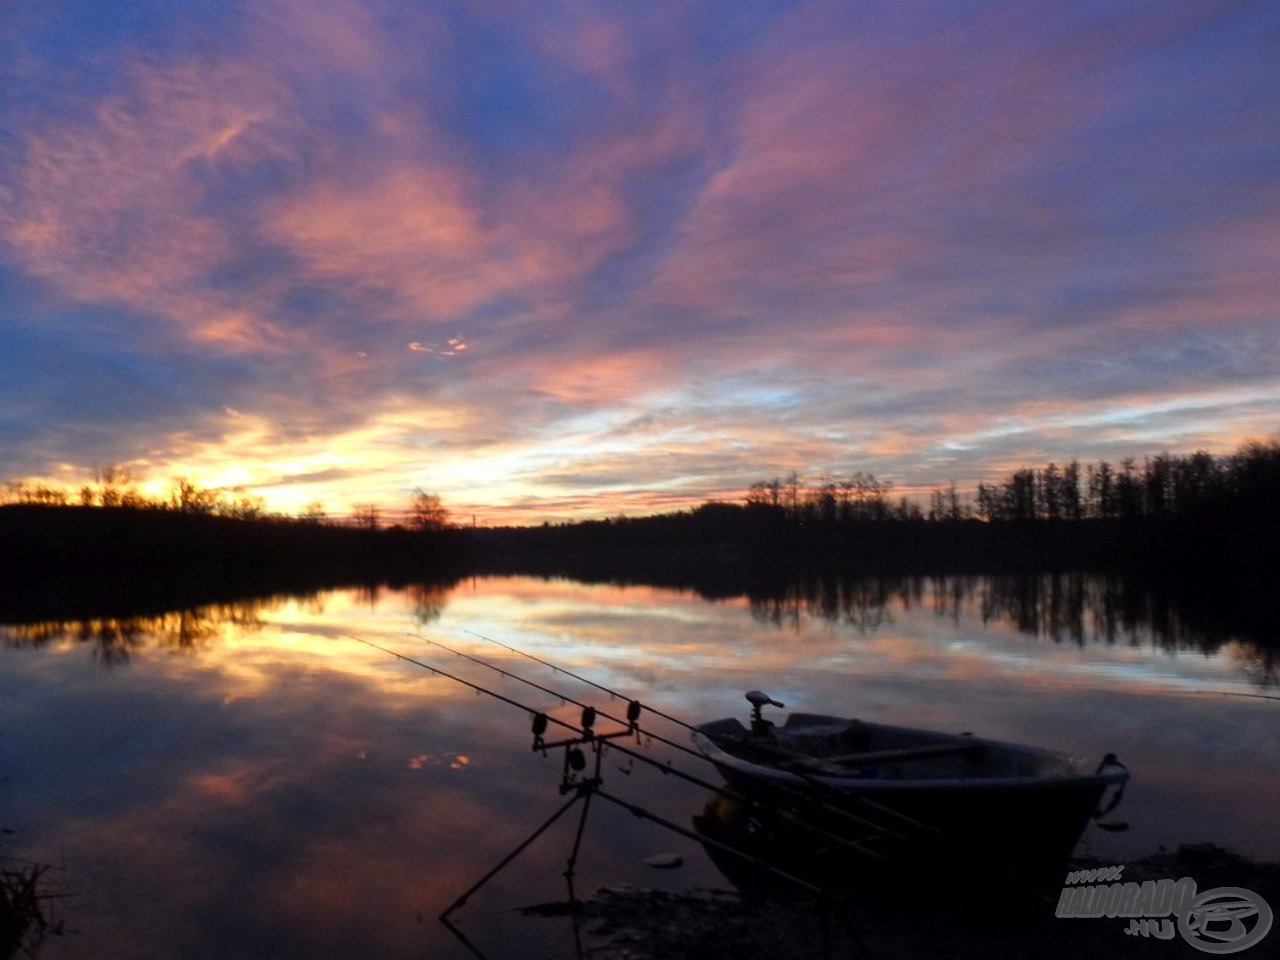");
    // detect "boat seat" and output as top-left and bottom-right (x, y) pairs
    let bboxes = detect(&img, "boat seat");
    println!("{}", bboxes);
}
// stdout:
(828, 741), (986, 768)
(713, 735), (985, 777)
(715, 737), (849, 776)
